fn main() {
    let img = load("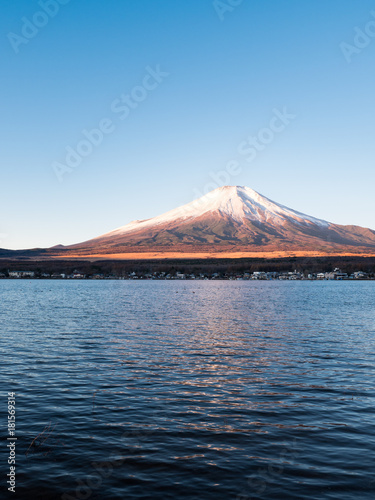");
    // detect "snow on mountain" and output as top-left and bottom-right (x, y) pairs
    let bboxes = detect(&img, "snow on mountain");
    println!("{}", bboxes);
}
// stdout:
(50, 184), (375, 257)
(102, 186), (329, 238)
(2, 185), (375, 259)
